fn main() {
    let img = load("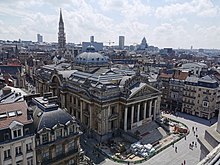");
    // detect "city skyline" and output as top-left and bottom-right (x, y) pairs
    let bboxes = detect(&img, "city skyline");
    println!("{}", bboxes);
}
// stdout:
(0, 0), (220, 49)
